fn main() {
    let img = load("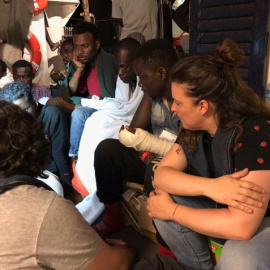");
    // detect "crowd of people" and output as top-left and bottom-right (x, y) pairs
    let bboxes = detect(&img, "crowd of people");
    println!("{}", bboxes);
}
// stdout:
(0, 17), (269, 270)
